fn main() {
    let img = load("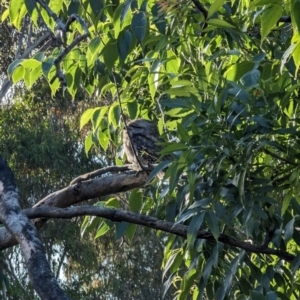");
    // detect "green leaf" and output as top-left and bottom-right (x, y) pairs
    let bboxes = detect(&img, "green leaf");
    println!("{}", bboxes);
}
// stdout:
(146, 160), (171, 183)
(98, 130), (109, 151)
(23, 68), (31, 89)
(240, 70), (261, 88)
(93, 106), (109, 131)
(118, 30), (132, 62)
(28, 65), (42, 88)
(282, 190), (293, 215)
(224, 61), (256, 81)
(7, 59), (23, 77)
(95, 221), (110, 239)
(105, 198), (120, 208)
(12, 66), (24, 83)
(284, 218), (295, 242)
(250, 290), (266, 300)
(116, 221), (128, 239)
(80, 108), (95, 129)
(121, 0), (132, 24)
(129, 189), (143, 212)
(49, 0), (63, 14)
(206, 18), (235, 29)
(1, 8), (9, 22)
(261, 4), (282, 41)
(127, 101), (139, 119)
(151, 4), (166, 34)
(101, 40), (119, 71)
(87, 37), (101, 67)
(49, 77), (60, 96)
(90, 0), (104, 16)
(180, 269), (197, 299)
(177, 123), (190, 142)
(81, 216), (101, 237)
(108, 104), (120, 128)
(163, 250), (184, 278)
(20, 59), (41, 69)
(24, 0), (35, 17)
(131, 11), (147, 43)
(9, 0), (24, 28)
(206, 211), (219, 240)
(126, 223), (137, 240)
(84, 132), (93, 155)
(207, 0), (226, 18)
(42, 58), (55, 76)
(250, 0), (274, 8)
(187, 213), (205, 248)
(166, 50), (179, 74)
(160, 143), (188, 154)
(292, 41), (300, 73)
(291, 1), (300, 33)
(238, 169), (247, 202)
